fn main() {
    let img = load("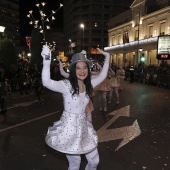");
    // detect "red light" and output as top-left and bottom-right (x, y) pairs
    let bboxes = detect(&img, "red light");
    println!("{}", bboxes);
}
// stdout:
(161, 55), (168, 58)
